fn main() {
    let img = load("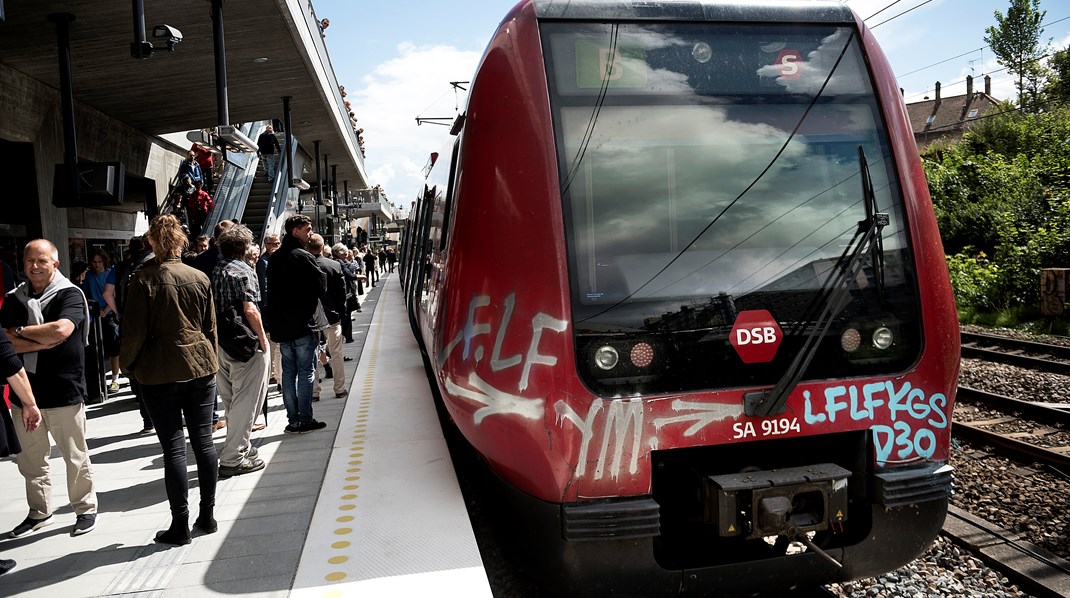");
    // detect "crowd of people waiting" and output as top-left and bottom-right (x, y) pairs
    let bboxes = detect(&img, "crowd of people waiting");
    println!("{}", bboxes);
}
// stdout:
(0, 213), (395, 574)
